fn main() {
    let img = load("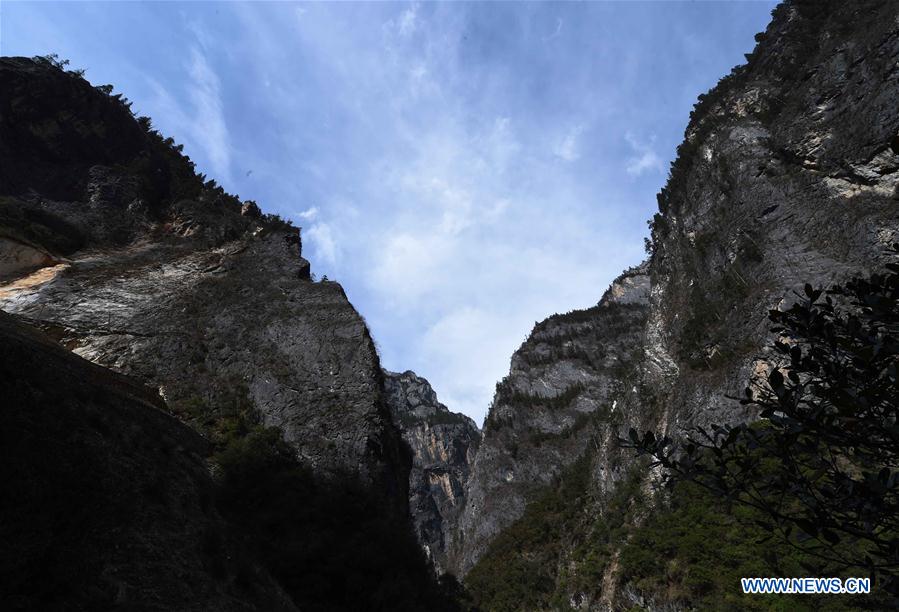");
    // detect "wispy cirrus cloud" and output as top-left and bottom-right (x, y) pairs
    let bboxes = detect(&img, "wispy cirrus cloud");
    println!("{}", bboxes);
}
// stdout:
(186, 48), (231, 183)
(554, 124), (586, 162)
(144, 44), (232, 185)
(624, 132), (665, 177)
(297, 206), (319, 221)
